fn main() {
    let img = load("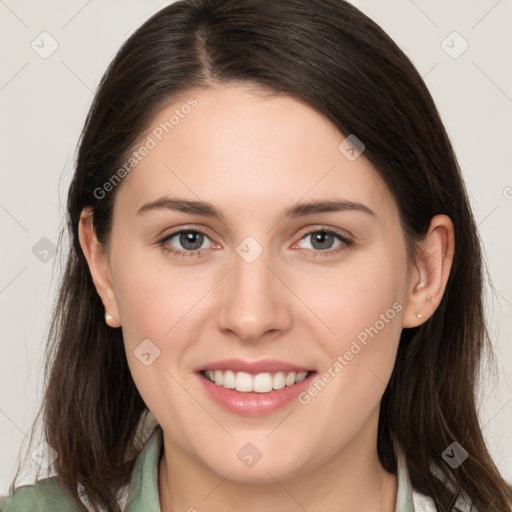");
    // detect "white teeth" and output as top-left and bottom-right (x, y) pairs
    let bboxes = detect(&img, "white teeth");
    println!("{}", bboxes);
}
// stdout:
(204, 370), (310, 393)
(223, 370), (236, 389)
(295, 371), (308, 383)
(253, 373), (273, 393)
(272, 371), (286, 390)
(285, 372), (296, 386)
(235, 371), (253, 392)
